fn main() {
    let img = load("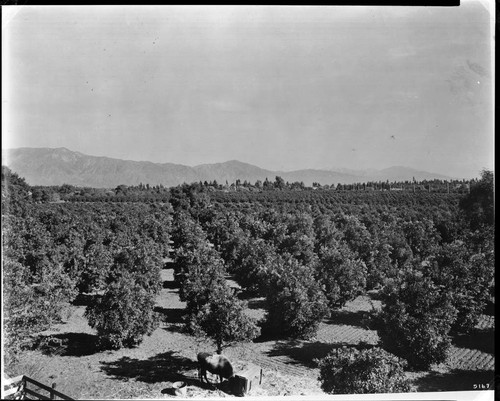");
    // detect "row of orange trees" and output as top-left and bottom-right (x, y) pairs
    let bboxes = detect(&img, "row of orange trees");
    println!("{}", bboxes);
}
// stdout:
(170, 212), (260, 353)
